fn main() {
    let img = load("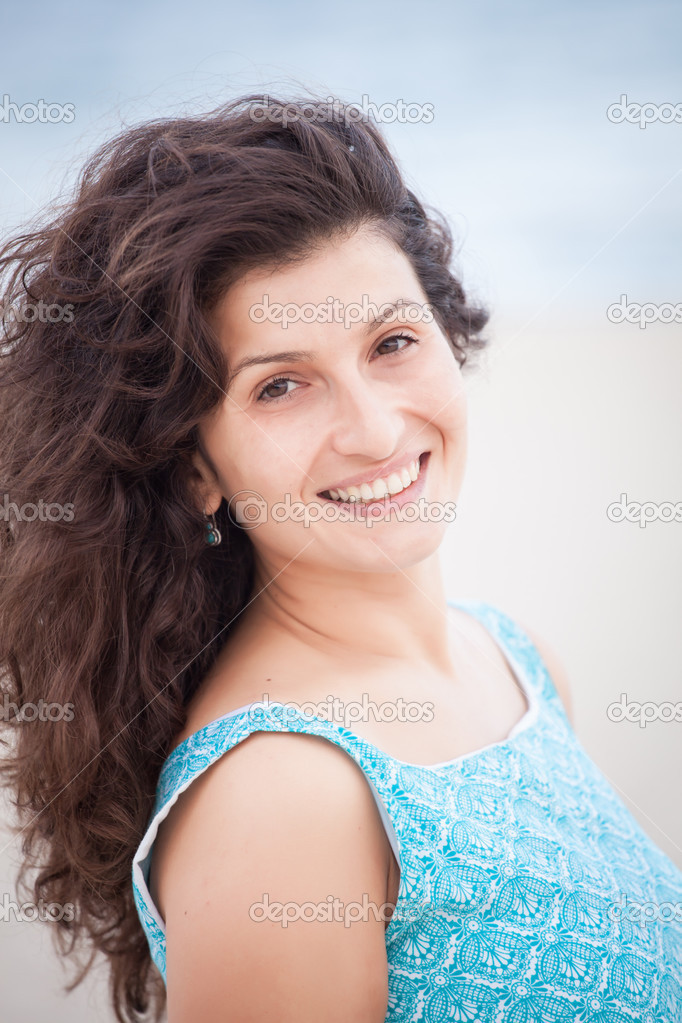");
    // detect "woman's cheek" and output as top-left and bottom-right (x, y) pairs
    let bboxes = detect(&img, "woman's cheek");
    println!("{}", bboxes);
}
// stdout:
(413, 349), (467, 424)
